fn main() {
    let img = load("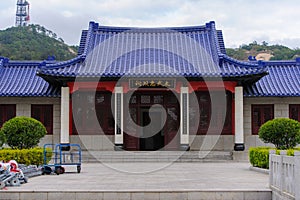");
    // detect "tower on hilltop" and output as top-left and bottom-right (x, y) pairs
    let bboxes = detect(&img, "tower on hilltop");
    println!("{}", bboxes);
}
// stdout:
(16, 0), (30, 27)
